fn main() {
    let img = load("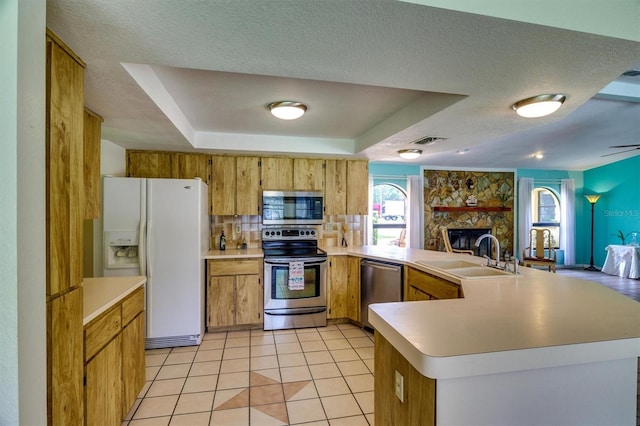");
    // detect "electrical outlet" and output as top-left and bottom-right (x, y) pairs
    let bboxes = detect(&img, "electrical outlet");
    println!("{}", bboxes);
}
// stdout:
(235, 224), (241, 233)
(395, 370), (404, 402)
